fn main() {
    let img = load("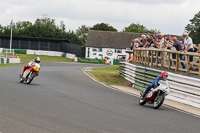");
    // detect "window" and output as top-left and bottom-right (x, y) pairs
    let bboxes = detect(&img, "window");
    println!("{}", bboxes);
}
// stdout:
(93, 53), (96, 55)
(115, 49), (122, 53)
(93, 48), (102, 52)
